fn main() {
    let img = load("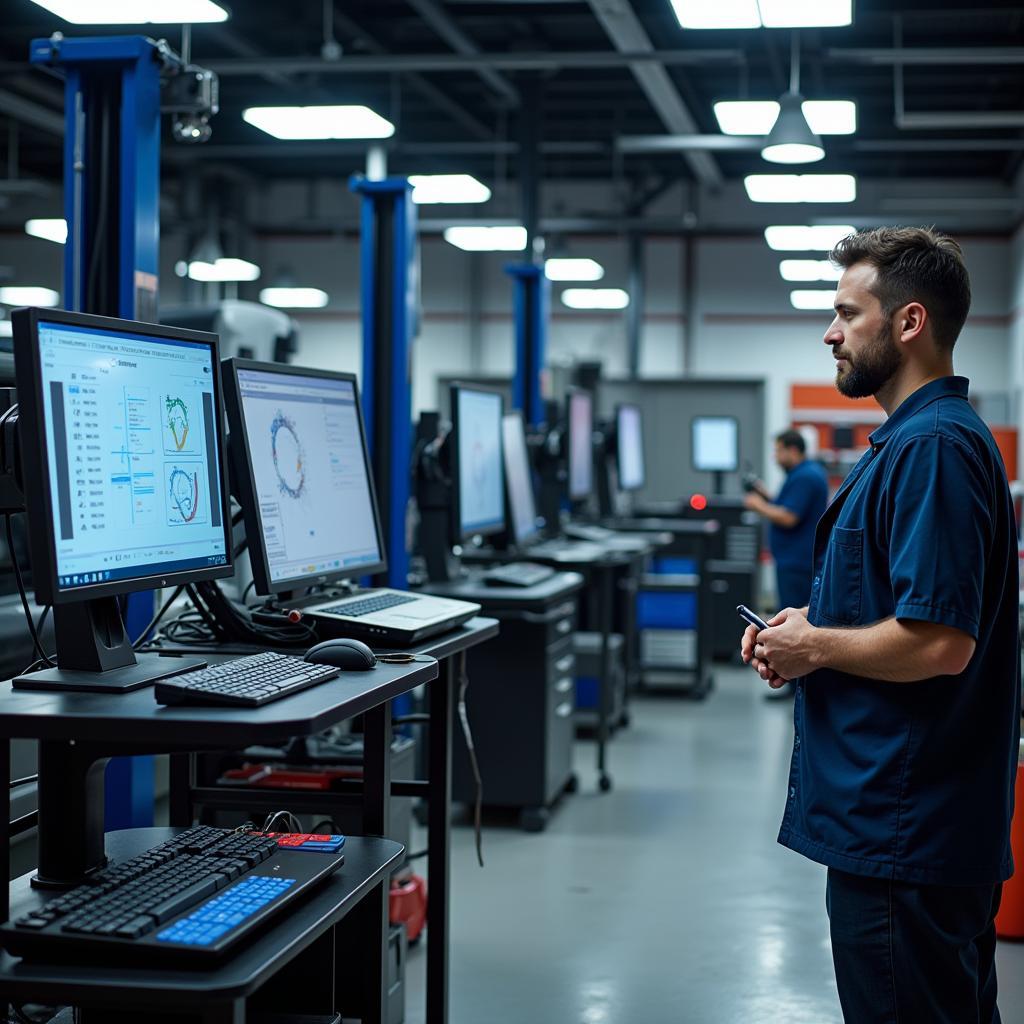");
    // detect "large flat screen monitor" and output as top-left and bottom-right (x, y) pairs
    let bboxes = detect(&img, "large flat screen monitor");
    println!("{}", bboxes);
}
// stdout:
(451, 383), (505, 541)
(502, 412), (540, 546)
(223, 360), (387, 596)
(567, 388), (594, 501)
(692, 415), (739, 473)
(12, 306), (232, 692)
(616, 403), (645, 491)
